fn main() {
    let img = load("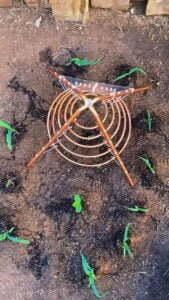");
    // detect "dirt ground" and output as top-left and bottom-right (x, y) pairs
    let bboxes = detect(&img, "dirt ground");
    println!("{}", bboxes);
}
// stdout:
(0, 6), (169, 300)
